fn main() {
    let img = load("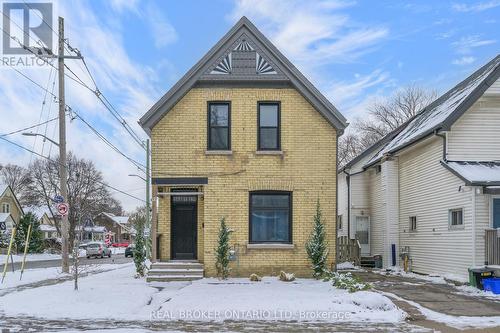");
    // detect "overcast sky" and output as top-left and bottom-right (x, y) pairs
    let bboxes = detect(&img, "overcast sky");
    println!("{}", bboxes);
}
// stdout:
(0, 0), (498, 212)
